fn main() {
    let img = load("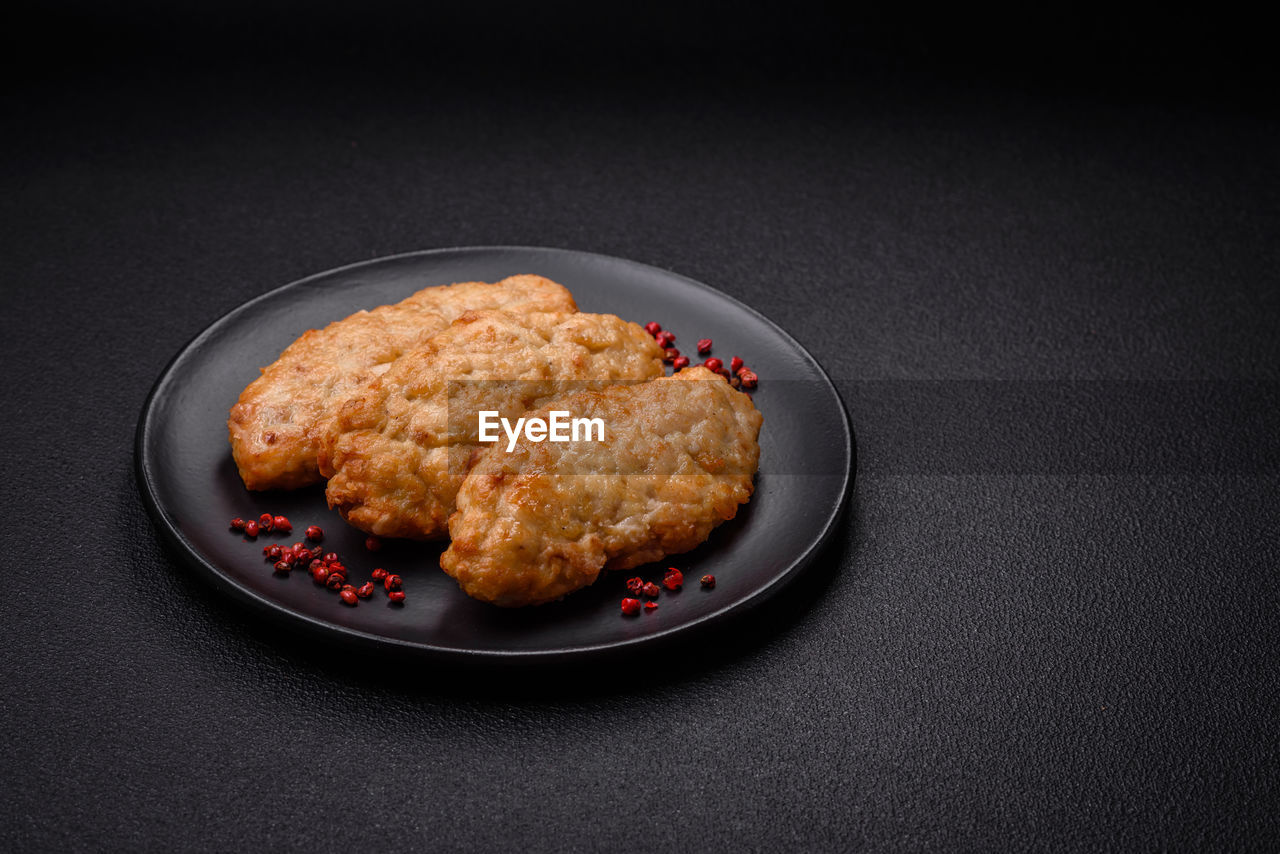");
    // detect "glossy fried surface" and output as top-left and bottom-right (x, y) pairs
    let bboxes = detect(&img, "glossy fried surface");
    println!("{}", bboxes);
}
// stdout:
(227, 275), (577, 490)
(318, 310), (666, 539)
(441, 368), (762, 606)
